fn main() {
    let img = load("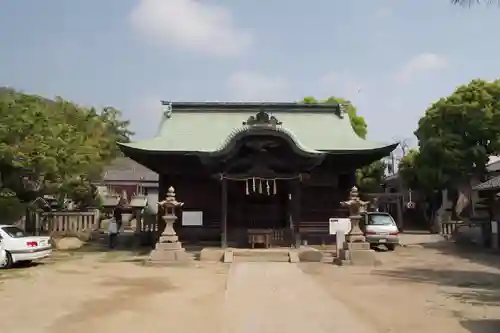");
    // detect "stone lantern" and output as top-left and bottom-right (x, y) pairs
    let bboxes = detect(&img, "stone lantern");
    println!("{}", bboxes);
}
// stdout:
(341, 186), (369, 243)
(335, 186), (377, 266)
(149, 186), (191, 264)
(129, 194), (148, 234)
